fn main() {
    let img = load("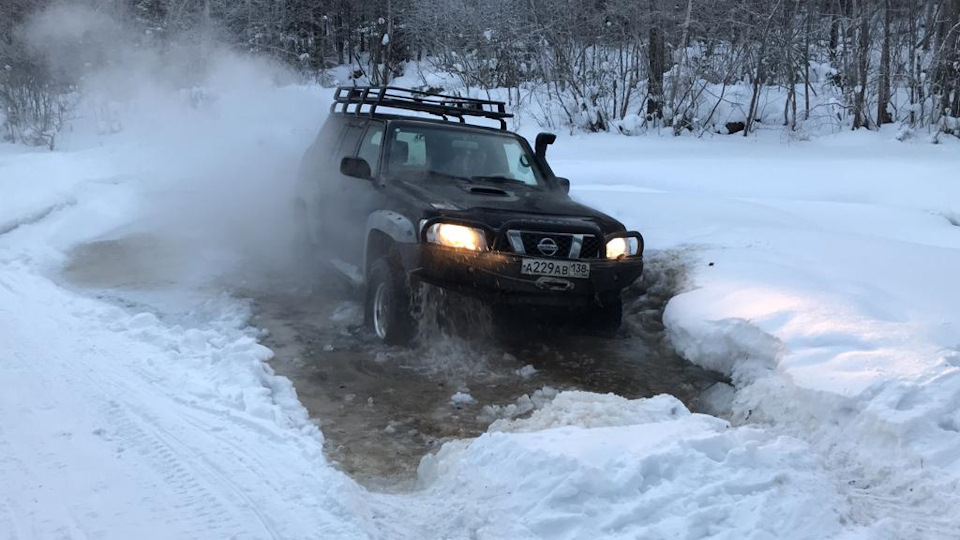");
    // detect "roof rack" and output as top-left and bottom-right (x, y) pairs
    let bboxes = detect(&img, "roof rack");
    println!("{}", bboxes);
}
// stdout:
(331, 86), (513, 130)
